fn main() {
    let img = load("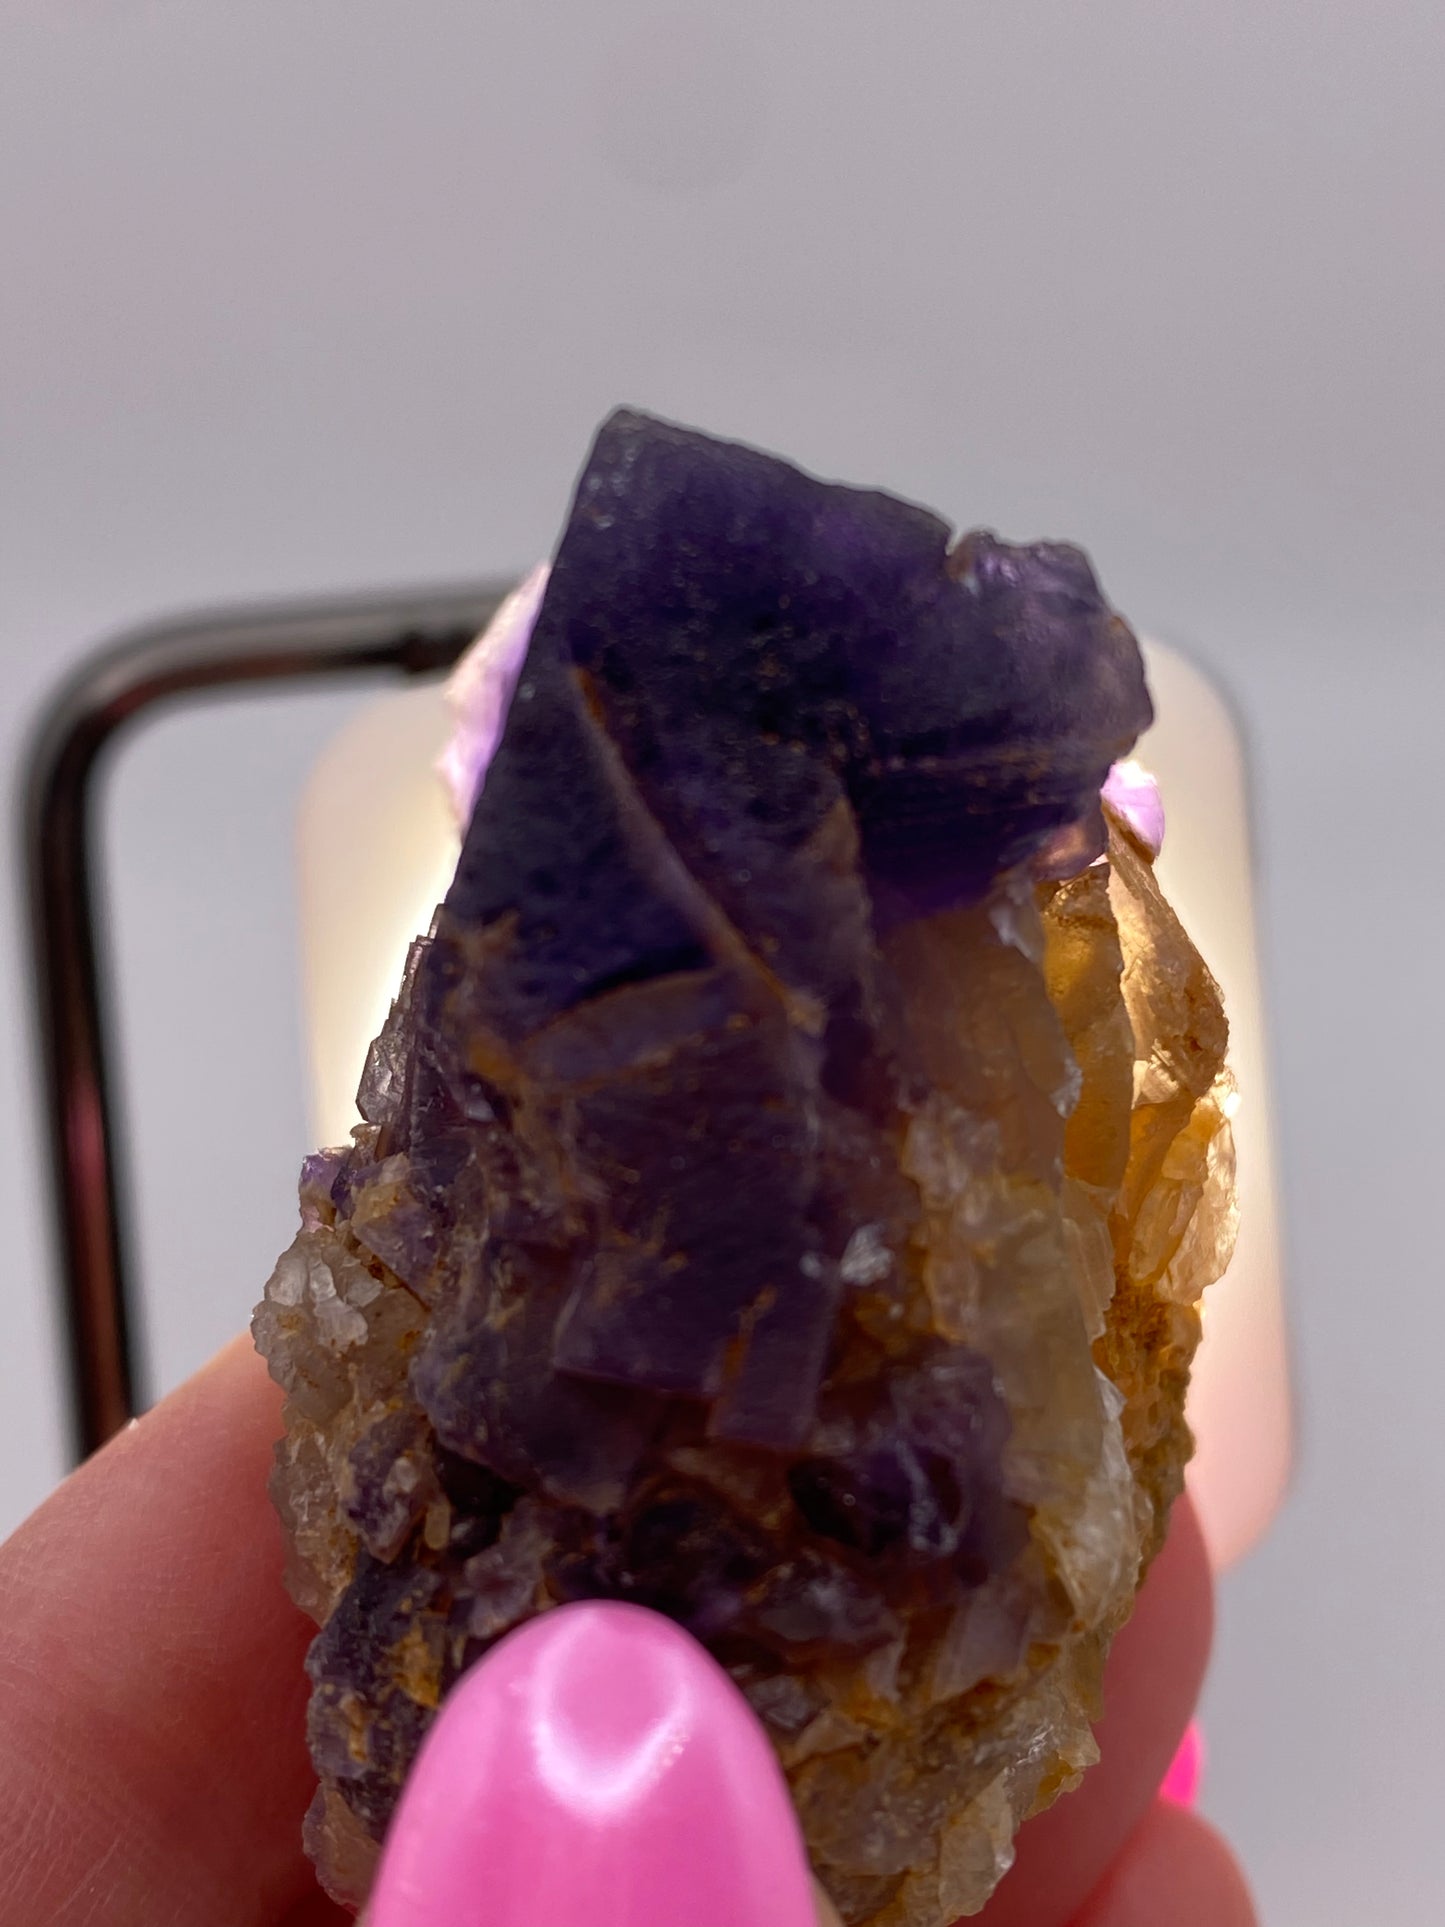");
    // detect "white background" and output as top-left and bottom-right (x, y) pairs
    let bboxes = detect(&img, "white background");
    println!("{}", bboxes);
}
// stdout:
(2, 5), (1441, 1920)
